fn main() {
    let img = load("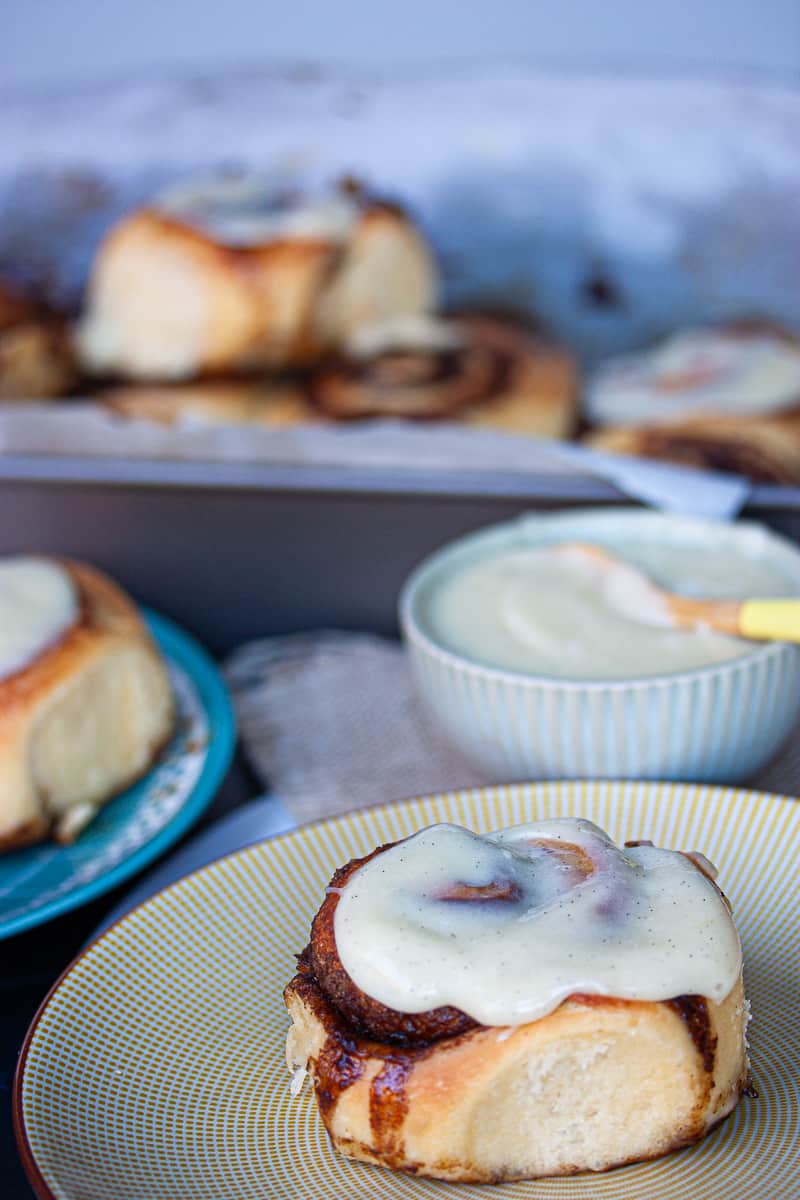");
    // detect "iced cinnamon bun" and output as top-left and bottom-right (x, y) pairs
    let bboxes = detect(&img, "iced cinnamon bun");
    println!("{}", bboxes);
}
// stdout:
(77, 176), (437, 381)
(285, 819), (749, 1182)
(310, 314), (576, 436)
(0, 557), (175, 849)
